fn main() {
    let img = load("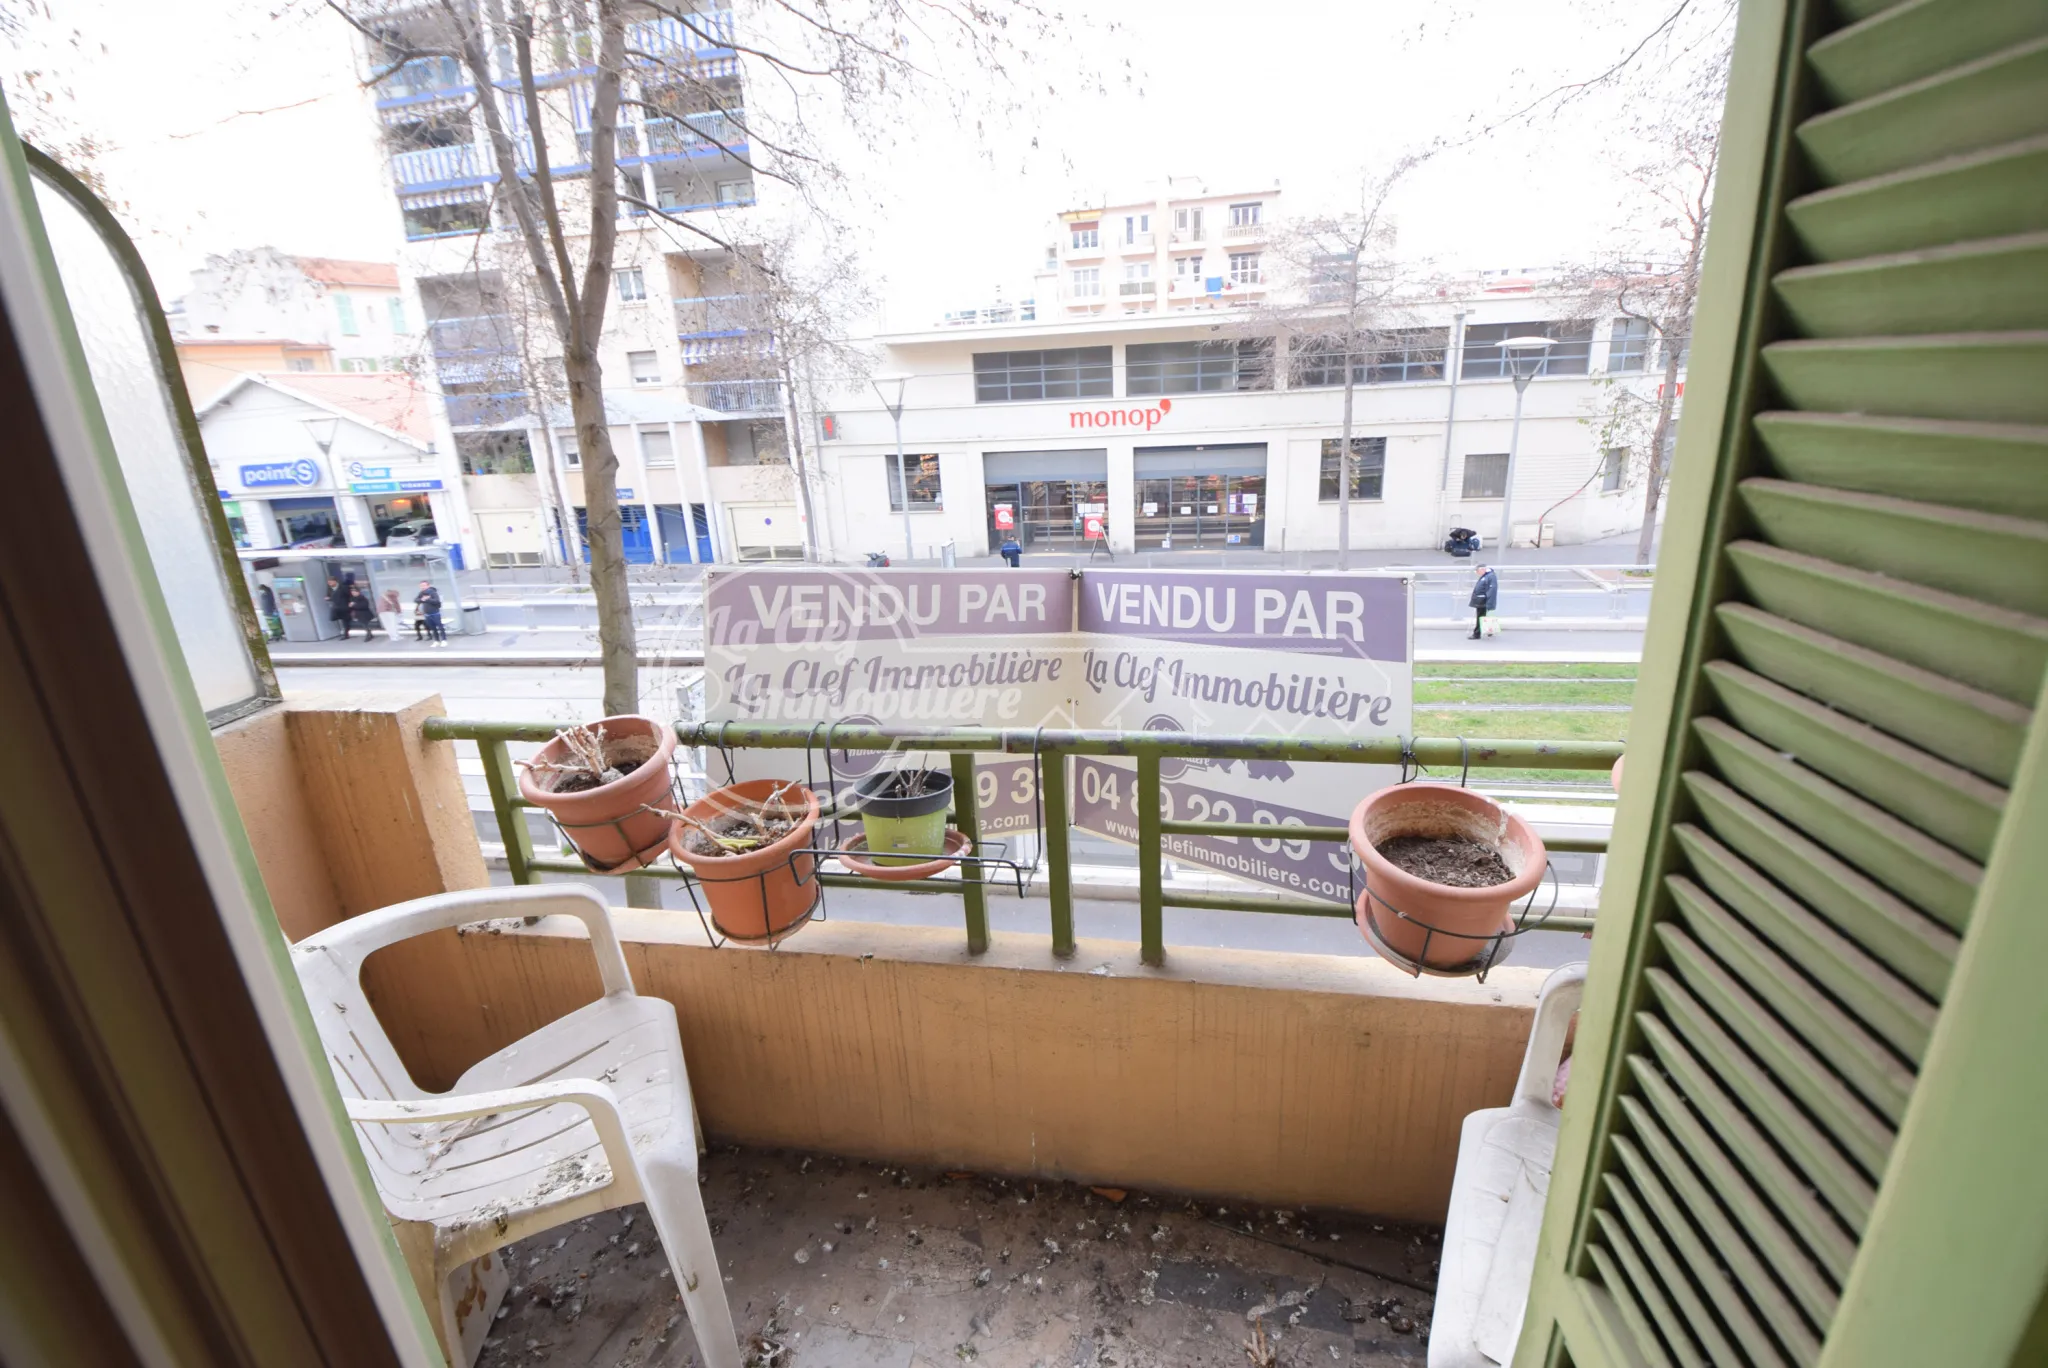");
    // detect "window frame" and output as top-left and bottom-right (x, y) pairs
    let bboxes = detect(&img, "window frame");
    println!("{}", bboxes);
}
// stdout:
(1460, 320), (1595, 379)
(1461, 451), (1510, 499)
(1318, 436), (1388, 502)
(639, 424), (675, 467)
(554, 427), (581, 468)
(1229, 201), (1262, 227)
(1607, 316), (1653, 372)
(885, 452), (944, 510)
(1071, 266), (1101, 297)
(615, 268), (648, 303)
(626, 348), (661, 386)
(971, 347), (1113, 403)
(334, 293), (358, 336)
(1126, 339), (1272, 395)
(1227, 252), (1262, 285)
(1070, 222), (1100, 250)
(1600, 446), (1627, 493)
(386, 296), (407, 332)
